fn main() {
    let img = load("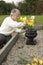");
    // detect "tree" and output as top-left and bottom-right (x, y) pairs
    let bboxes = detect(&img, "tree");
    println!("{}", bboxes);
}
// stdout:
(36, 0), (43, 14)
(18, 0), (38, 15)
(0, 1), (16, 15)
(18, 0), (43, 15)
